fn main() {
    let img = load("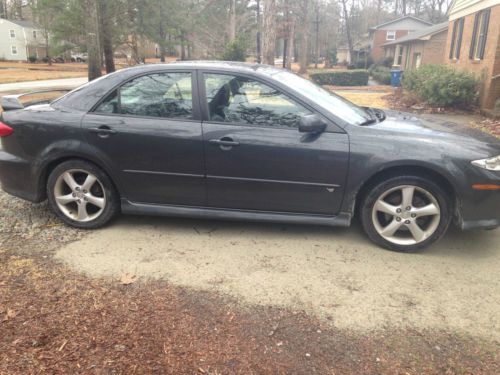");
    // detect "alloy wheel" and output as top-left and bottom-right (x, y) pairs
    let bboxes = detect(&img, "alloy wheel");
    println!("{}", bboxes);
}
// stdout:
(53, 169), (107, 222)
(371, 185), (441, 246)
